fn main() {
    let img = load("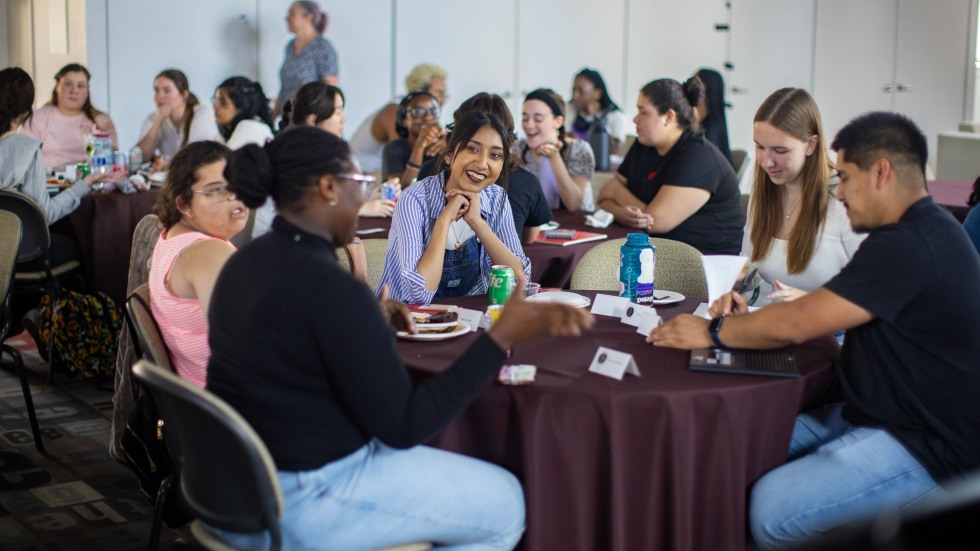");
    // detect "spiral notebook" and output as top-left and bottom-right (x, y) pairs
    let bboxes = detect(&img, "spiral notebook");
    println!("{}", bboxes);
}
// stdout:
(534, 229), (607, 247)
(689, 348), (800, 378)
